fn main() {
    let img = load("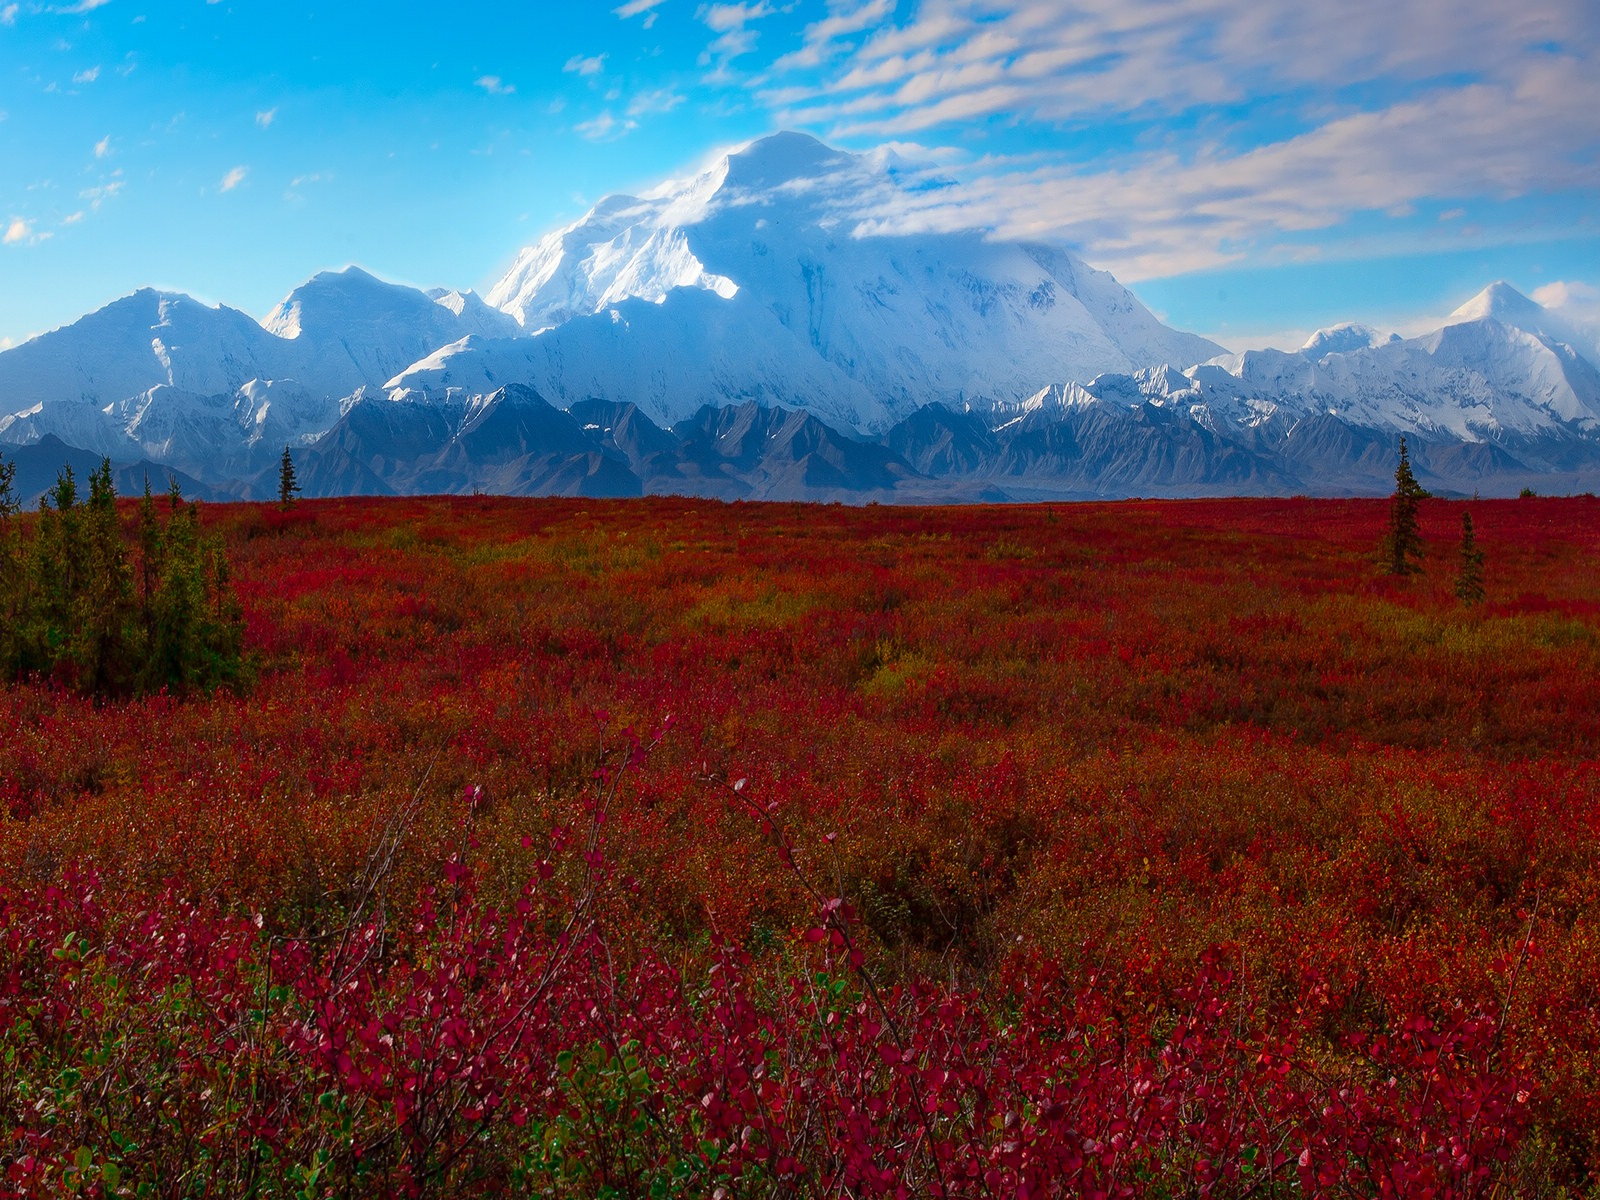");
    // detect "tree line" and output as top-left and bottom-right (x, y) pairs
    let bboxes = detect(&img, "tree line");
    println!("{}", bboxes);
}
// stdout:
(0, 454), (246, 697)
